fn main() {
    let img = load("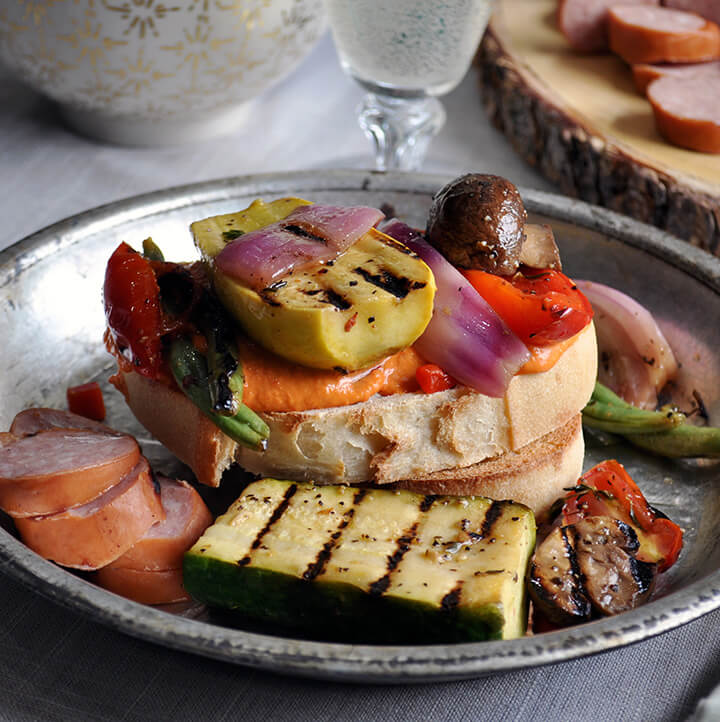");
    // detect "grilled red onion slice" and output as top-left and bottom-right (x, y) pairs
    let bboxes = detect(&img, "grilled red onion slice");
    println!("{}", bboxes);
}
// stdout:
(216, 204), (384, 290)
(576, 280), (678, 409)
(381, 220), (530, 397)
